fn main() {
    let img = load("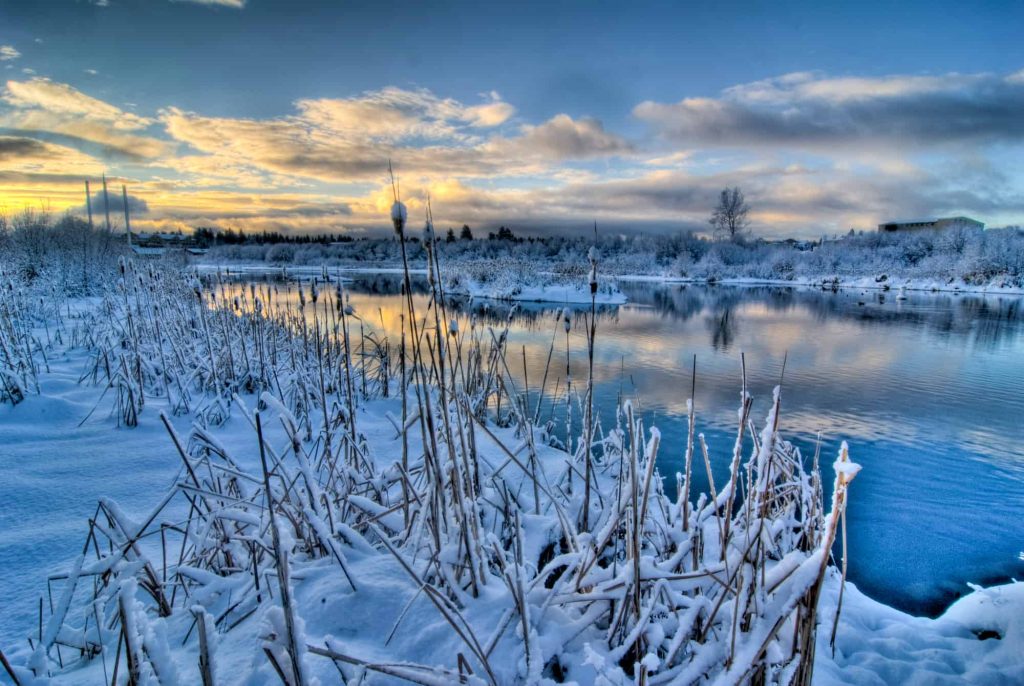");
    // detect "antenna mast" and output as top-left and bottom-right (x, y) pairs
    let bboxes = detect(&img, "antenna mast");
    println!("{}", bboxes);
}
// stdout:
(85, 180), (94, 228)
(101, 174), (112, 232)
(122, 185), (132, 249)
